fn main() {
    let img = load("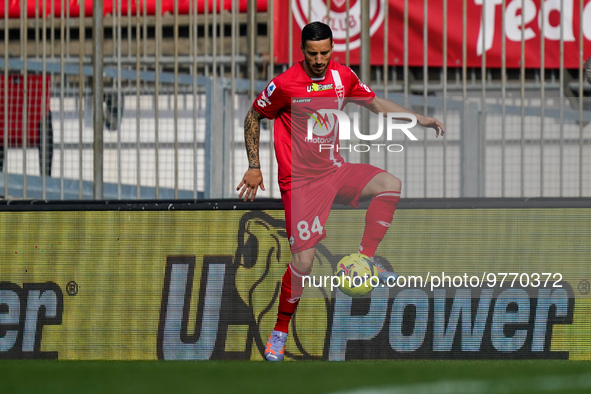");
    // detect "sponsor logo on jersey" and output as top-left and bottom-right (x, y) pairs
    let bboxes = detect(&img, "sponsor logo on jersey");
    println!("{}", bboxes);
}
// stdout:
(305, 136), (335, 144)
(359, 81), (371, 93)
(307, 83), (334, 93)
(305, 109), (338, 137)
(257, 90), (272, 108)
(292, 98), (312, 103)
(351, 70), (372, 93)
